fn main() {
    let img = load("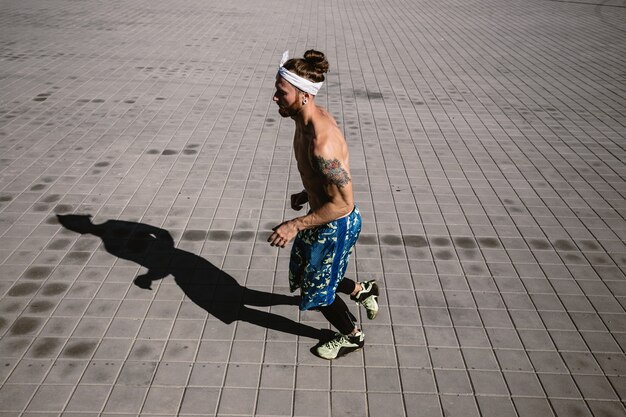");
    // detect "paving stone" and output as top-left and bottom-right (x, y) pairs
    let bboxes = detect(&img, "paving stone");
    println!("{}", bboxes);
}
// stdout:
(187, 362), (225, 387)
(503, 371), (545, 397)
(26, 384), (74, 412)
(116, 361), (158, 387)
(259, 364), (295, 389)
(399, 367), (436, 393)
(141, 386), (184, 414)
(586, 400), (626, 417)
(365, 392), (405, 417)
(0, 384), (38, 411)
(216, 387), (257, 415)
(539, 373), (582, 399)
(573, 374), (620, 401)
(256, 389), (293, 416)
(5, 359), (53, 384)
(475, 396), (517, 417)
(224, 363), (260, 388)
(440, 394), (480, 417)
(403, 393), (441, 417)
(44, 360), (88, 384)
(434, 369), (473, 394)
(178, 387), (219, 414)
(512, 395), (555, 416)
(294, 365), (329, 391)
(65, 384), (111, 412)
(102, 385), (148, 414)
(549, 399), (593, 417)
(469, 370), (509, 395)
